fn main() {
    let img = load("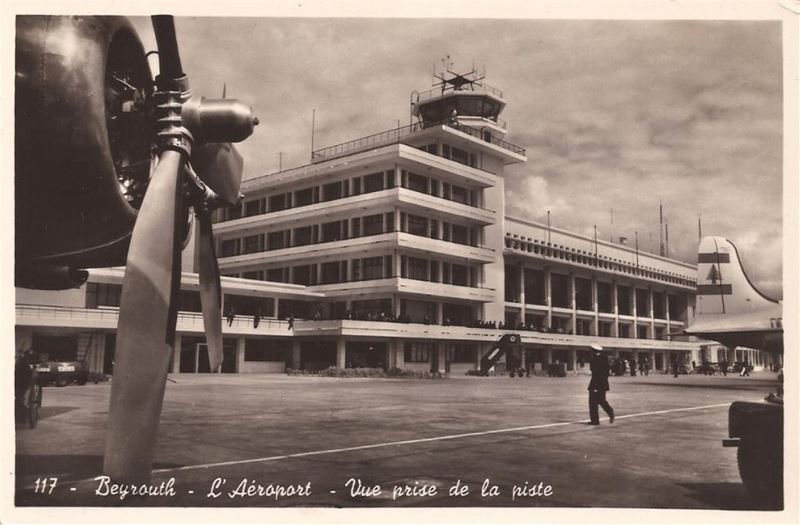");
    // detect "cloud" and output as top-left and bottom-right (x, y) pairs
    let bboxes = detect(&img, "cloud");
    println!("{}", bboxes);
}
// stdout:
(129, 17), (784, 295)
